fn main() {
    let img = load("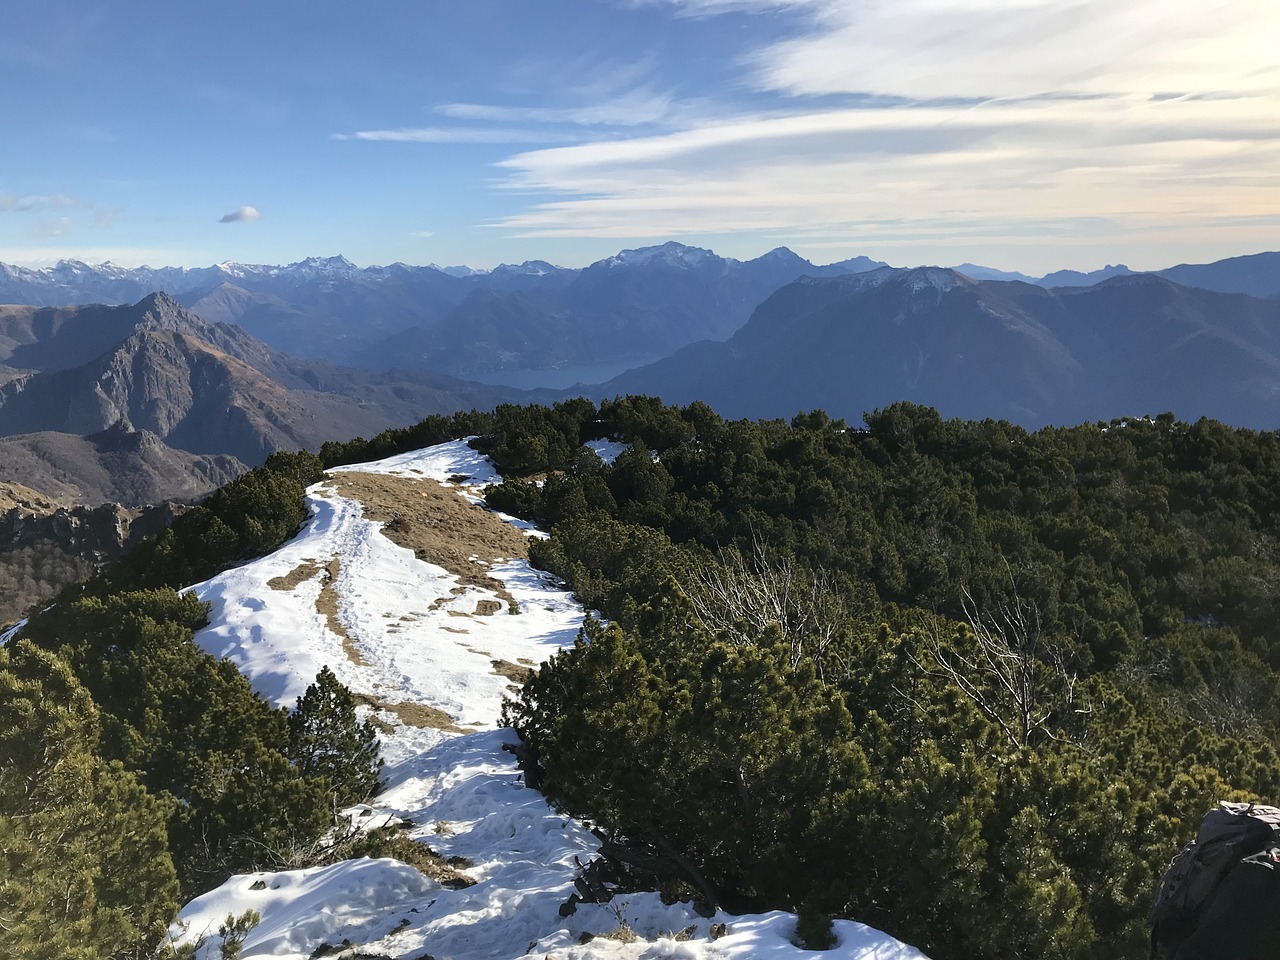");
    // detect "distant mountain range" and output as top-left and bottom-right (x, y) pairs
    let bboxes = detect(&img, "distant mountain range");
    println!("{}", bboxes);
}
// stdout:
(602, 268), (1280, 429)
(0, 293), (533, 492)
(1, 245), (1278, 507)
(0, 245), (891, 377)
(3, 245), (1275, 384)
(951, 252), (1280, 297)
